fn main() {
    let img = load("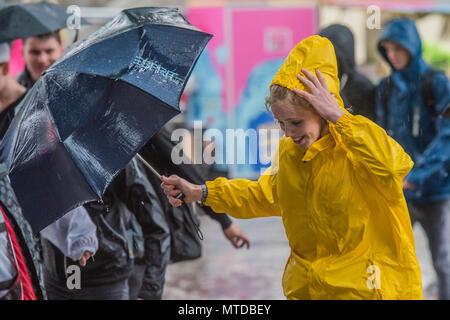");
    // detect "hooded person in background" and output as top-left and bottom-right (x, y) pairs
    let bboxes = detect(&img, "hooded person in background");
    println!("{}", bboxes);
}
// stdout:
(376, 18), (450, 300)
(0, 42), (27, 140)
(319, 24), (376, 121)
